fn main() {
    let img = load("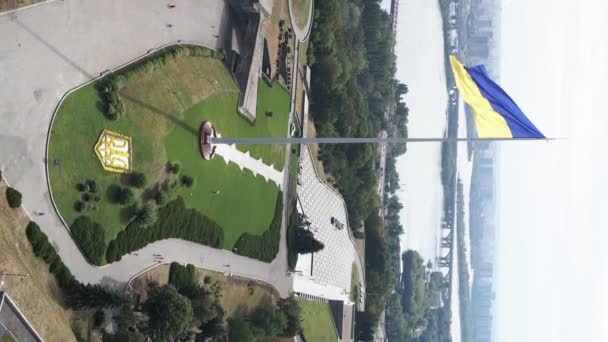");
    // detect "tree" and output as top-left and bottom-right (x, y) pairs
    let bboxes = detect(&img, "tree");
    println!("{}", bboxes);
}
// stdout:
(6, 187), (22, 208)
(251, 303), (287, 339)
(185, 286), (222, 328)
(144, 285), (193, 340)
(63, 282), (125, 309)
(134, 204), (157, 228)
(293, 225), (324, 254)
(228, 316), (255, 342)
(103, 305), (145, 342)
(277, 296), (302, 337)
